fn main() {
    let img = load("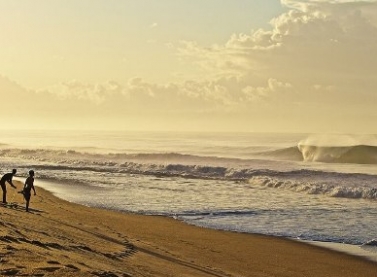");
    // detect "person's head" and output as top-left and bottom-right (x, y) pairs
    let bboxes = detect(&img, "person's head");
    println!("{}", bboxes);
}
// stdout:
(12, 169), (17, 175)
(29, 170), (34, 176)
